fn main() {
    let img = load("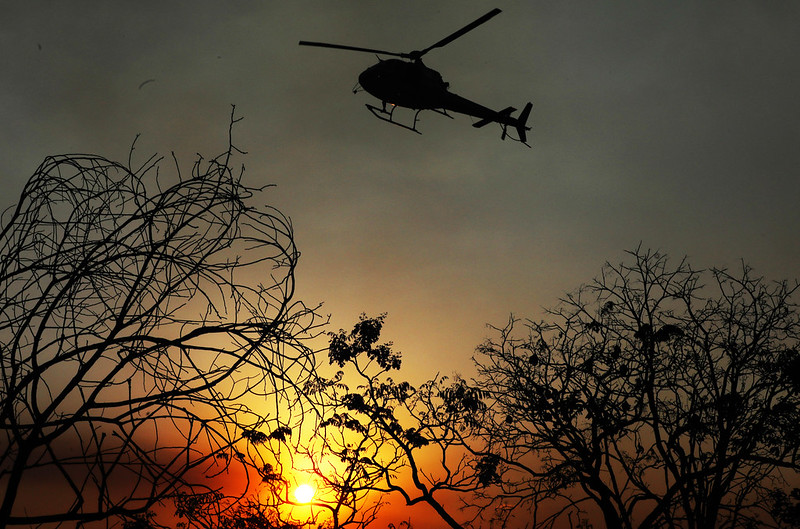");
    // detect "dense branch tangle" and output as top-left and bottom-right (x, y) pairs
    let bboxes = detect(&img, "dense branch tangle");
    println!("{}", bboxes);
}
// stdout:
(471, 248), (800, 529)
(0, 114), (319, 526)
